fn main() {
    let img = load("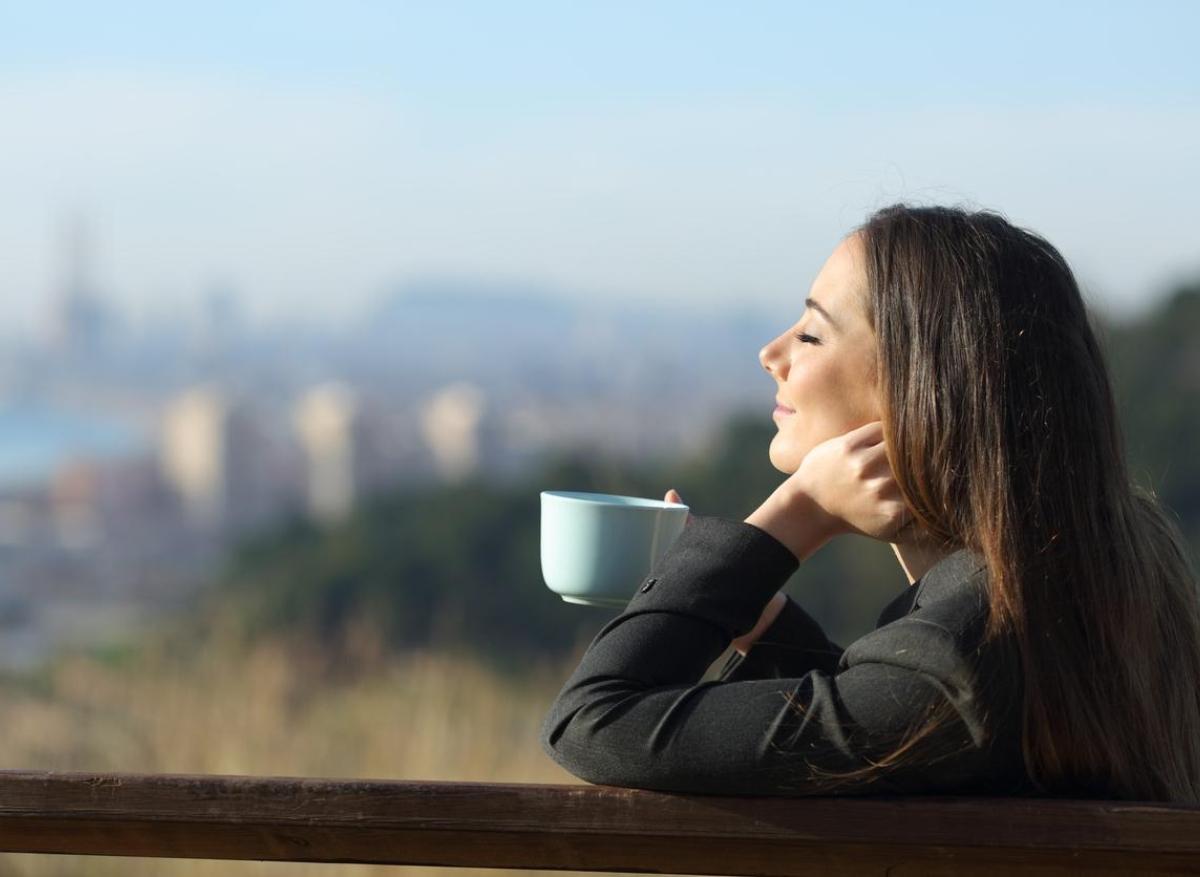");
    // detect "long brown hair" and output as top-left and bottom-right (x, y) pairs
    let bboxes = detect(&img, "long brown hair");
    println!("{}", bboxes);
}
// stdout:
(792, 203), (1200, 801)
